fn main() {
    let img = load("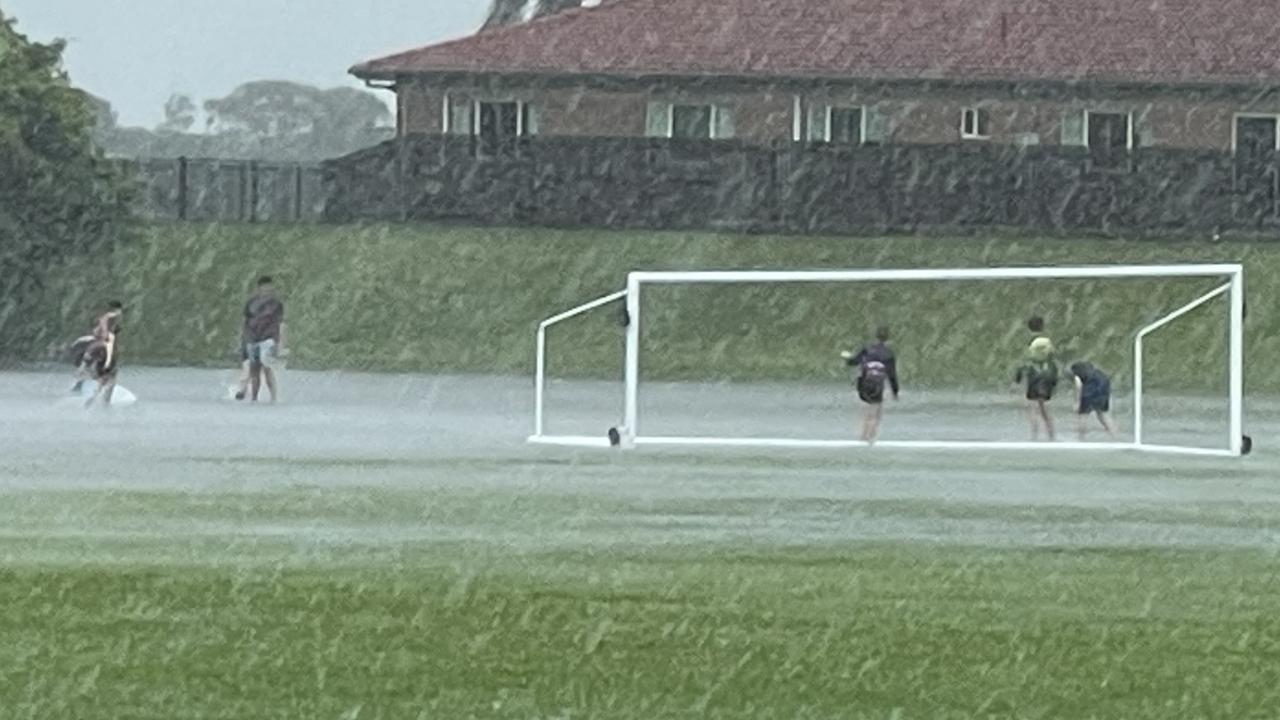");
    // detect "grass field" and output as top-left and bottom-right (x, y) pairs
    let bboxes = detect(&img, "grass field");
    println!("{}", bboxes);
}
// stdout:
(2, 368), (1279, 719)
(6, 224), (1278, 717)
(20, 223), (1279, 391)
